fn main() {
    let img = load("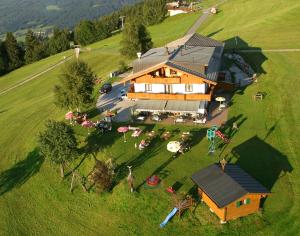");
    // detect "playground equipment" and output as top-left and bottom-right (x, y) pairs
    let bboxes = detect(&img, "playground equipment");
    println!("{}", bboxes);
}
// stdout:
(146, 175), (160, 187)
(160, 195), (195, 228)
(207, 125), (230, 153)
(160, 208), (178, 228)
